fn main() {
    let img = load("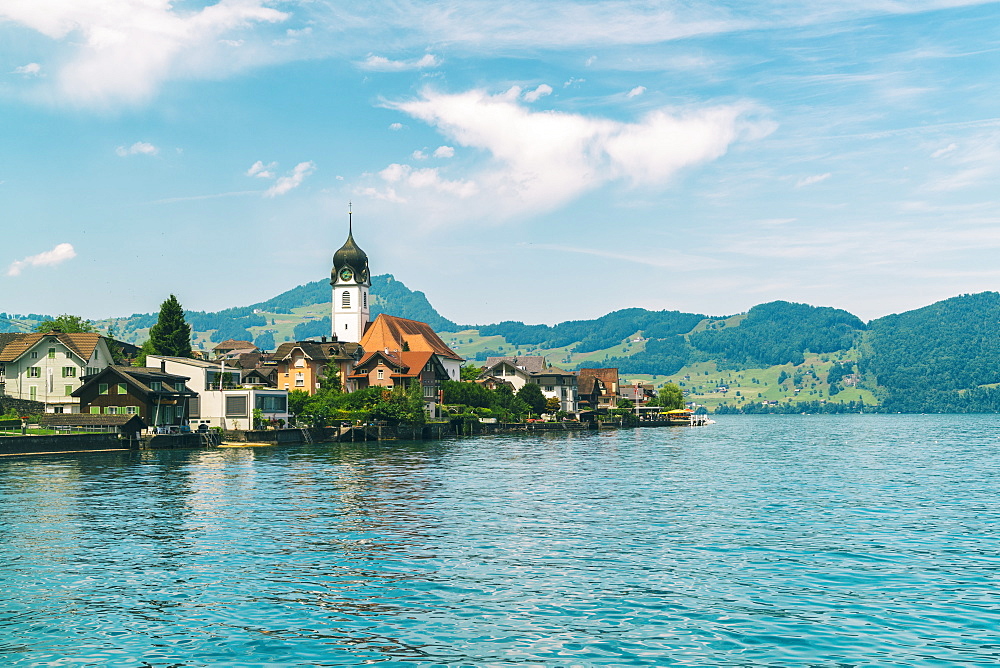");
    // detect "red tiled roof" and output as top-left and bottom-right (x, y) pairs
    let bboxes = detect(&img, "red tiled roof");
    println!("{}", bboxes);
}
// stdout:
(360, 314), (463, 361)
